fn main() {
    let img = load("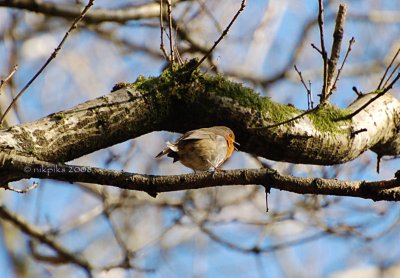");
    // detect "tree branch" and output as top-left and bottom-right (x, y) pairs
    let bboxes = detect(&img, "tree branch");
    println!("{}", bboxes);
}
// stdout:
(0, 0), (185, 24)
(1, 153), (399, 201)
(0, 0), (95, 125)
(326, 4), (347, 98)
(0, 205), (92, 275)
(0, 70), (399, 166)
